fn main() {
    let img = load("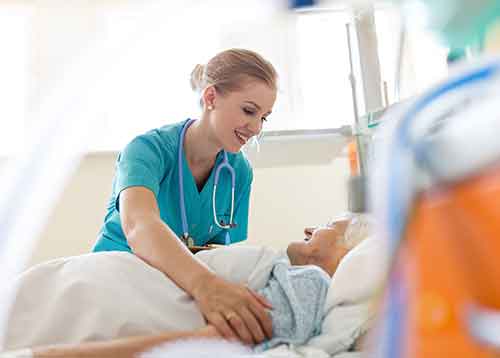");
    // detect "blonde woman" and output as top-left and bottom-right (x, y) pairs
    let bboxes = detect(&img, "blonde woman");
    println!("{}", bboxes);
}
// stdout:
(92, 49), (277, 345)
